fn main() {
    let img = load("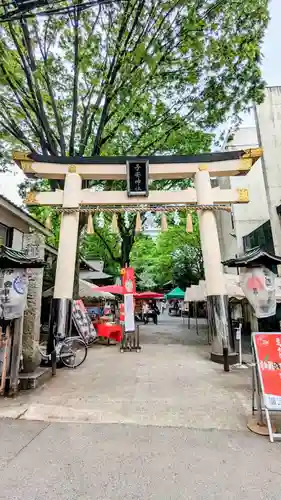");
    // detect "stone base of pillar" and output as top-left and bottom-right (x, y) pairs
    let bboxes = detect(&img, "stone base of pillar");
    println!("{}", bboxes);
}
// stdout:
(207, 294), (239, 365)
(210, 351), (238, 365)
(47, 298), (72, 354)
